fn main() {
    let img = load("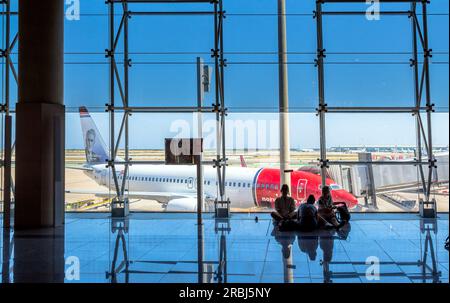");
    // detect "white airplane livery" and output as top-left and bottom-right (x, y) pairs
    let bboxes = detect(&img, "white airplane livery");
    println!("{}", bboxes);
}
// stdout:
(70, 107), (358, 211)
